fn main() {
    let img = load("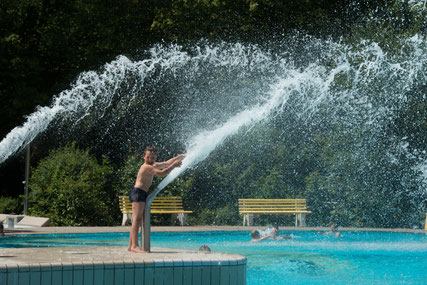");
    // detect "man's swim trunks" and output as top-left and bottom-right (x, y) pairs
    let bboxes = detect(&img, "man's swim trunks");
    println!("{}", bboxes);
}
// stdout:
(129, 187), (148, 203)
